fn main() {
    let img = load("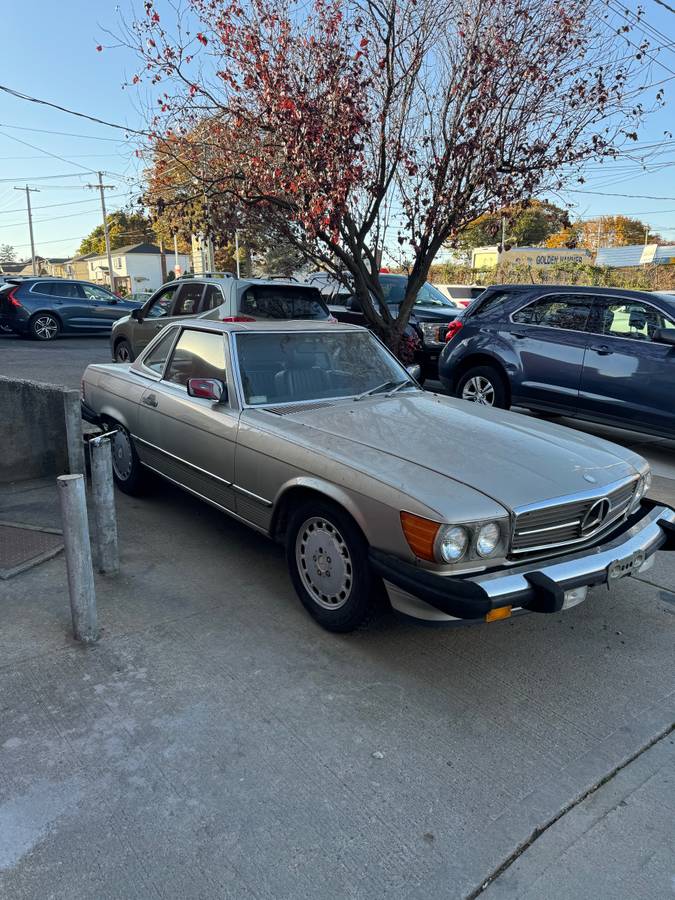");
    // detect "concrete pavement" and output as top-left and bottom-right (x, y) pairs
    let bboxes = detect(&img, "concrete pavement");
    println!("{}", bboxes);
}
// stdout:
(1, 473), (674, 898)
